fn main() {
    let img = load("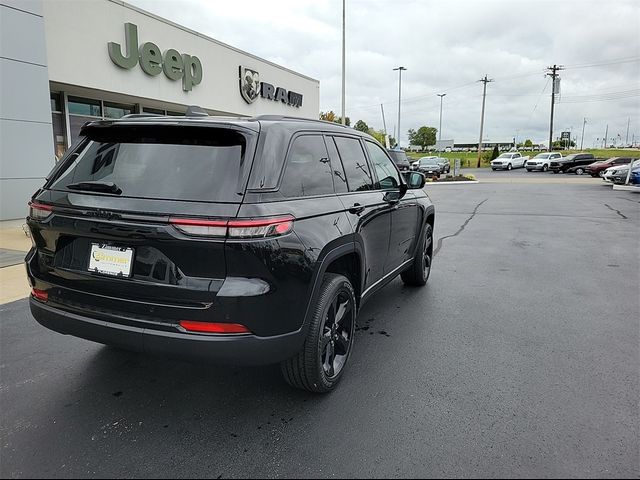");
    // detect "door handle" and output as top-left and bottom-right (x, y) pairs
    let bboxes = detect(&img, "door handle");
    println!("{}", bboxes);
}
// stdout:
(348, 203), (365, 215)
